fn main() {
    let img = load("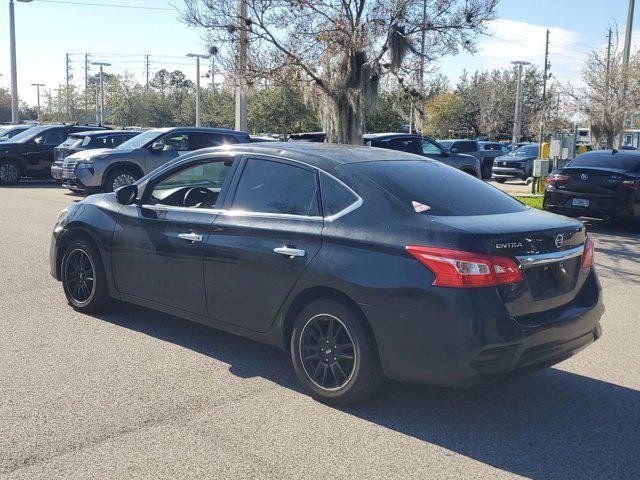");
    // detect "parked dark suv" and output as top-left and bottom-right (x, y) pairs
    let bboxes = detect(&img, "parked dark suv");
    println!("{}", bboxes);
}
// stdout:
(0, 124), (107, 185)
(438, 139), (509, 179)
(51, 130), (141, 181)
(364, 133), (480, 177)
(62, 127), (251, 193)
(50, 142), (602, 404)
